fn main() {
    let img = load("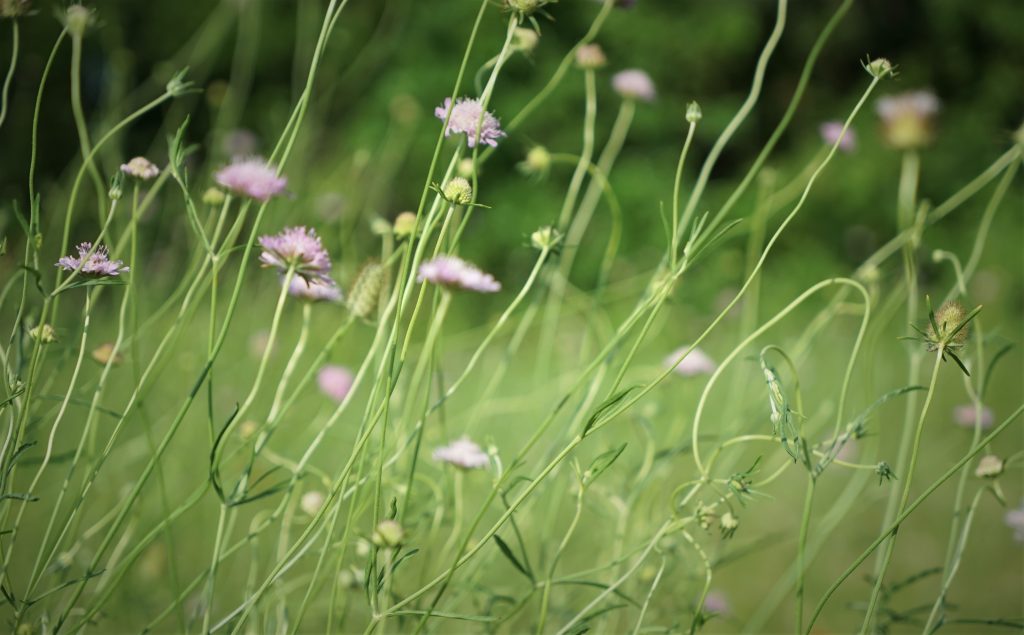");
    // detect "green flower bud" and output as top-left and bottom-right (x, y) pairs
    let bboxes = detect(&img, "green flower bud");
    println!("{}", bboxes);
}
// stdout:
(372, 519), (404, 548)
(686, 101), (702, 123)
